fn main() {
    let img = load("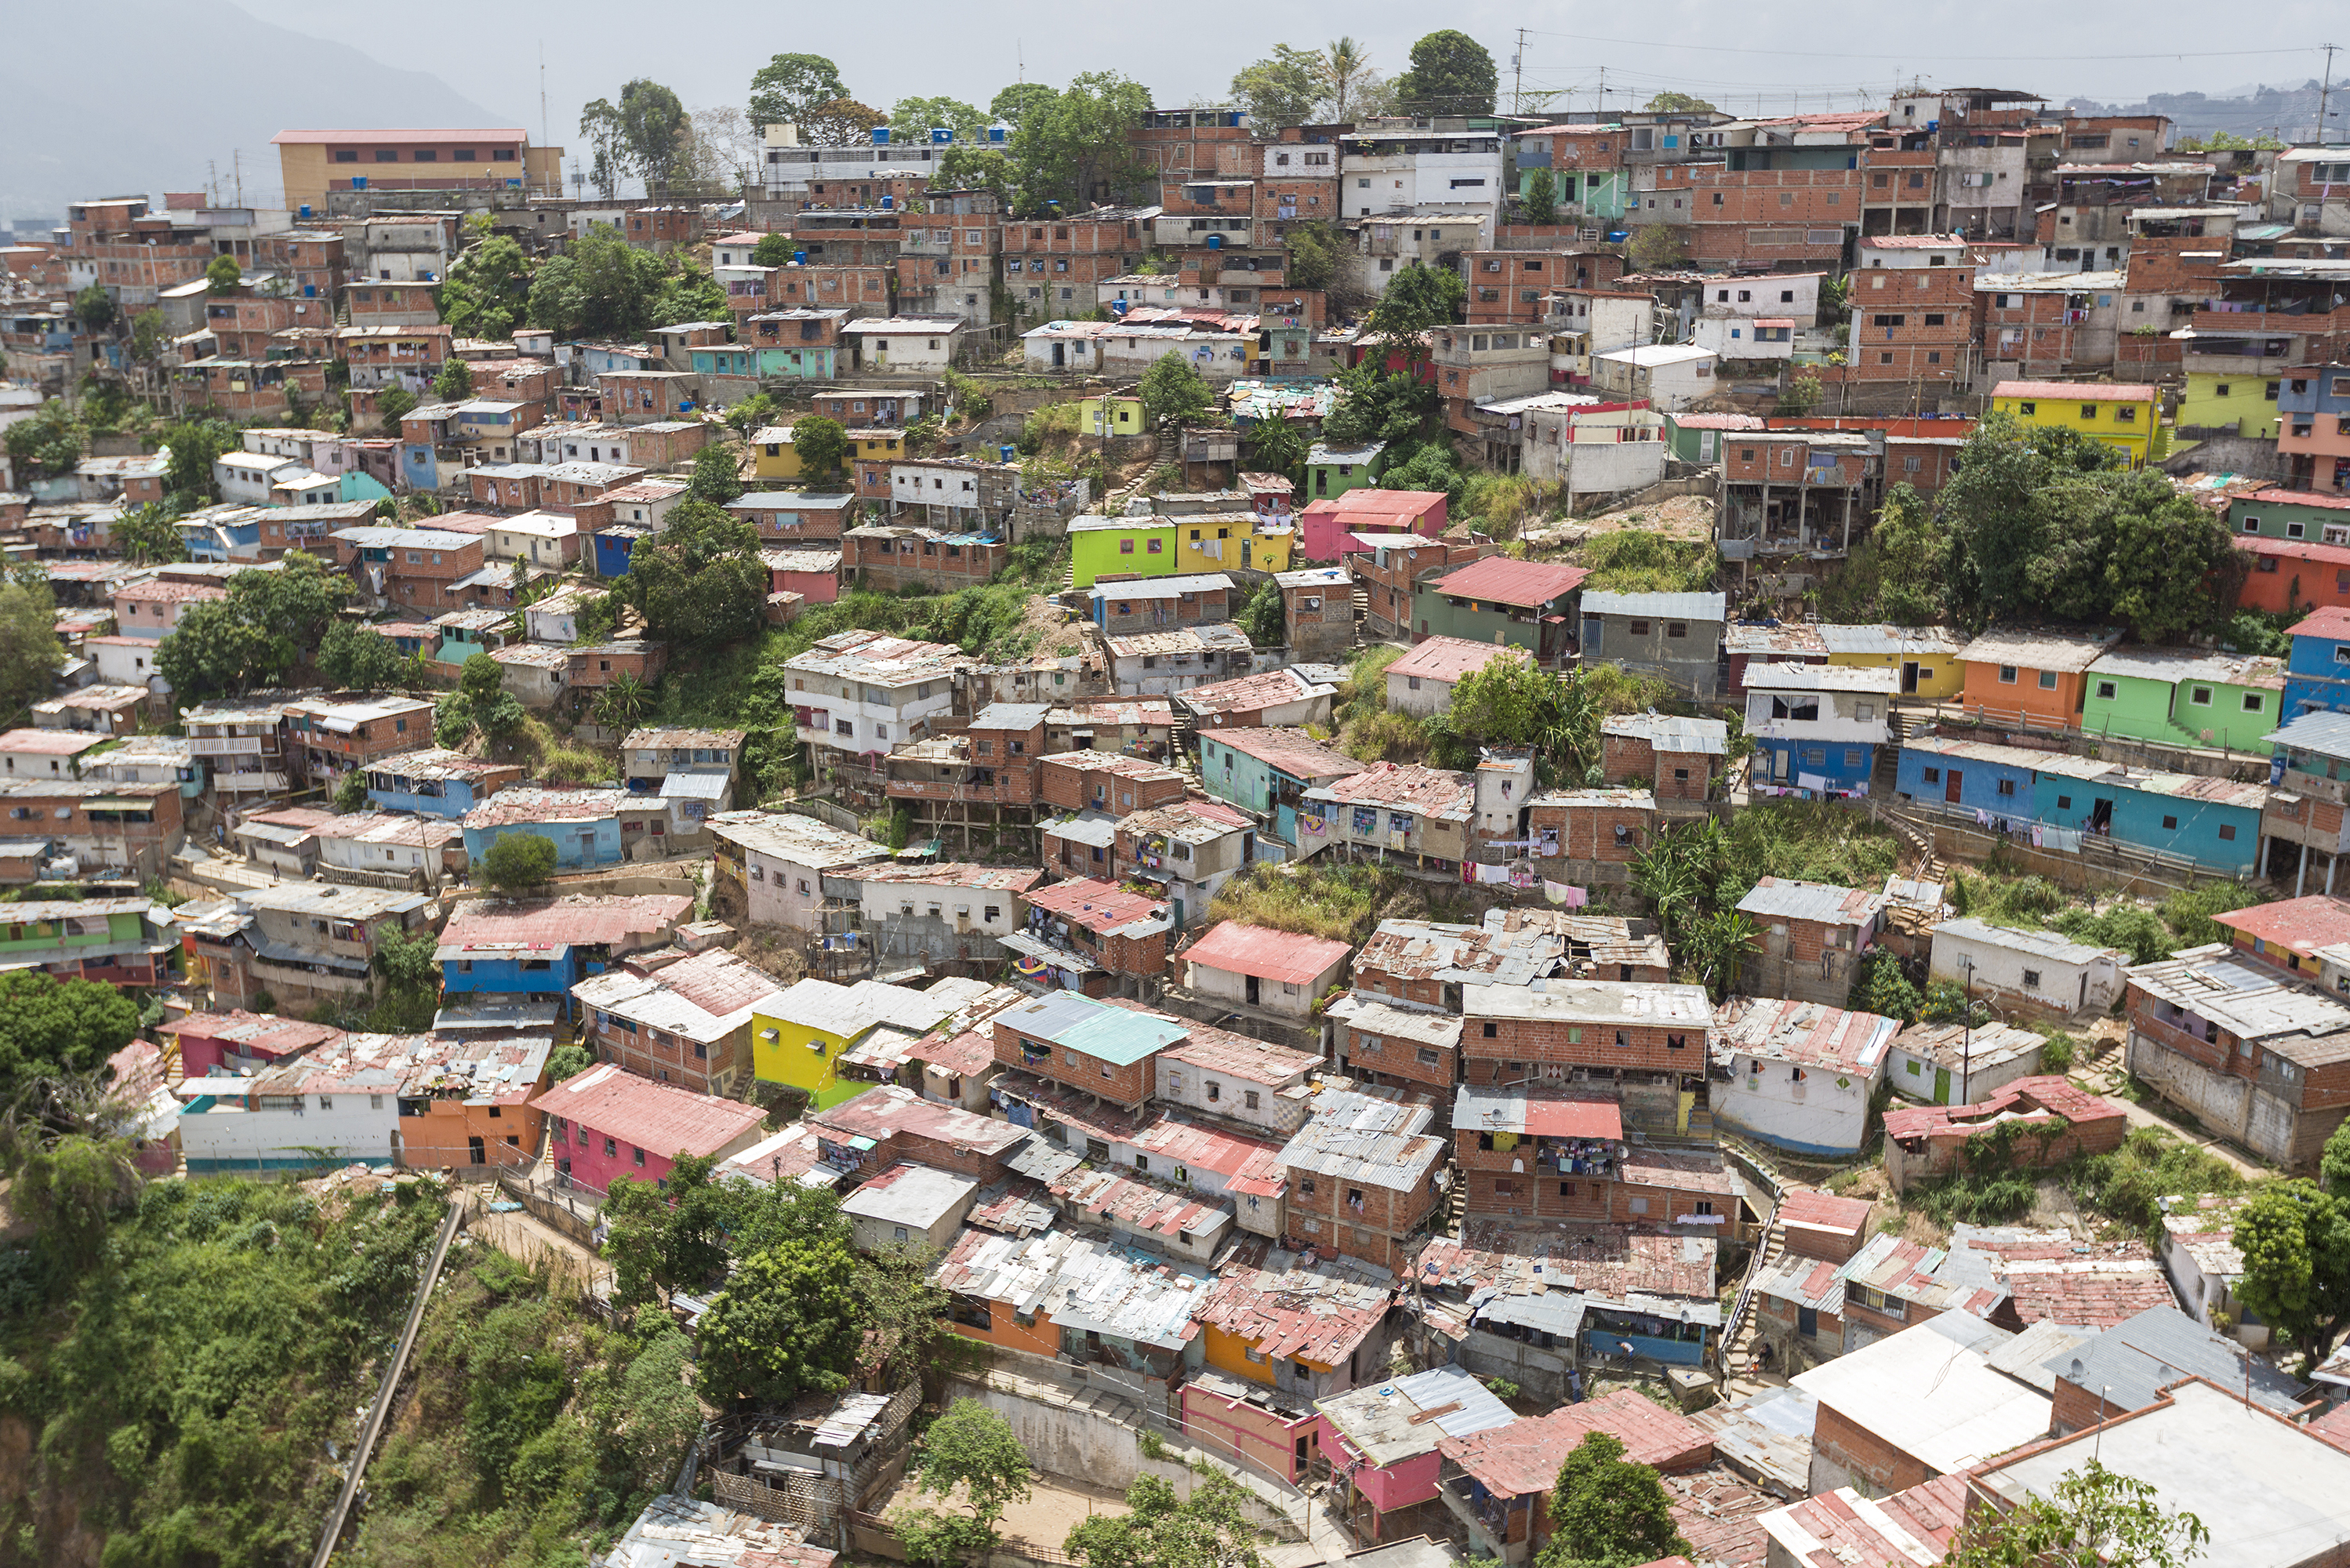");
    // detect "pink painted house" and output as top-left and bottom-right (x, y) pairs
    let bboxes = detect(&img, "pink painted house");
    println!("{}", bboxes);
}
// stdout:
(1298, 488), (1450, 563)
(1315, 1366), (1516, 1543)
(532, 1061), (768, 1194)
(764, 546), (842, 606)
(156, 1010), (347, 1080)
